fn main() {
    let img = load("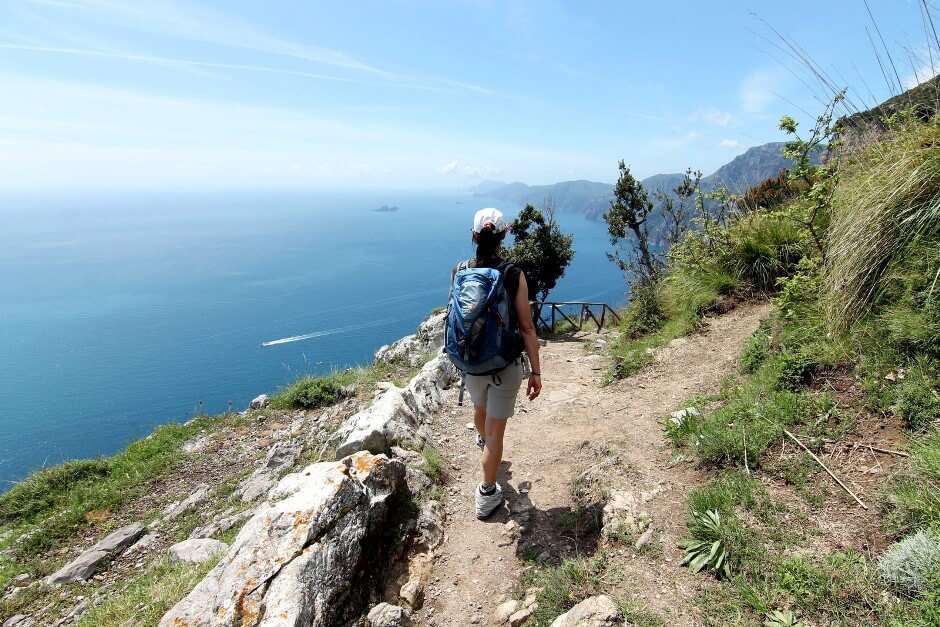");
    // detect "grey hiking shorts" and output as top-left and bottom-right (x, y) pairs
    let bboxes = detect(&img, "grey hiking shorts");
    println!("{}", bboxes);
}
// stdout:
(466, 362), (524, 419)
